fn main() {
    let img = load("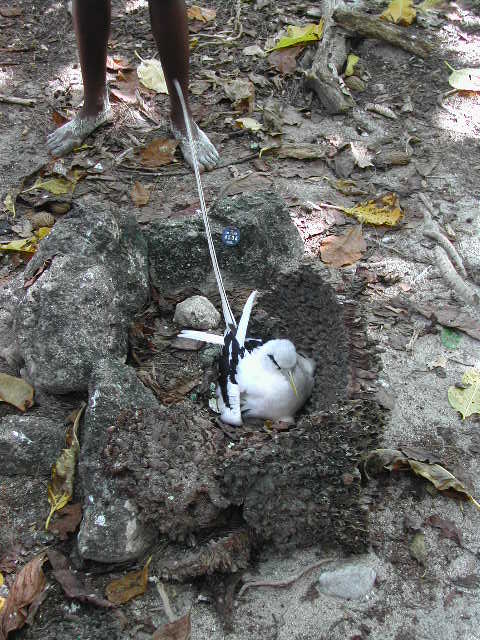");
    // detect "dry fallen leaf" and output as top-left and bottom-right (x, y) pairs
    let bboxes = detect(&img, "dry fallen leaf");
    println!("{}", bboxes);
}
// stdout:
(262, 143), (328, 160)
(0, 6), (22, 17)
(268, 46), (302, 75)
(106, 557), (152, 605)
(45, 403), (85, 531)
(364, 449), (480, 510)
(137, 58), (169, 94)
(0, 374), (34, 411)
(47, 549), (113, 609)
(235, 117), (262, 132)
(106, 55), (132, 71)
(445, 62), (480, 91)
(49, 503), (83, 540)
(350, 142), (373, 168)
(0, 554), (46, 639)
(187, 5), (216, 22)
(111, 70), (140, 105)
(153, 612), (192, 640)
(140, 139), (179, 168)
(223, 78), (255, 113)
(131, 181), (150, 207)
(448, 369), (480, 420)
(320, 225), (366, 267)
(345, 54), (359, 77)
(270, 20), (324, 51)
(381, 0), (416, 26)
(341, 193), (403, 226)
